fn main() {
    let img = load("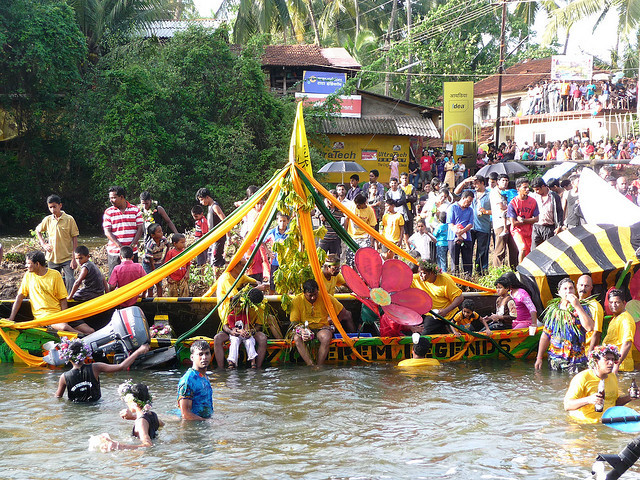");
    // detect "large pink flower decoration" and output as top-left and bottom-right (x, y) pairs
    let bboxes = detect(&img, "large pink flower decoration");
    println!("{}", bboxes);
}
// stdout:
(341, 248), (432, 329)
